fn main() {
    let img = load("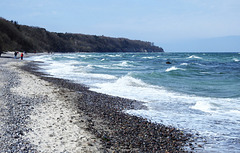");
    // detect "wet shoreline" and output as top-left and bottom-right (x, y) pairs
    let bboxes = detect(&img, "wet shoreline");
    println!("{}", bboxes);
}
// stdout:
(21, 60), (201, 152)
